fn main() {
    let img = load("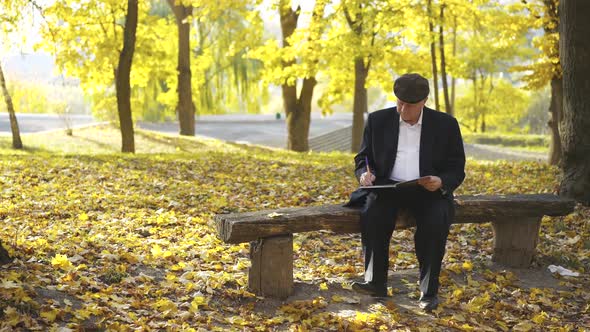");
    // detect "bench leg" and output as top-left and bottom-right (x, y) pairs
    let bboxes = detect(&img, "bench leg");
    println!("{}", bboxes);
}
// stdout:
(248, 234), (293, 299)
(492, 217), (541, 268)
